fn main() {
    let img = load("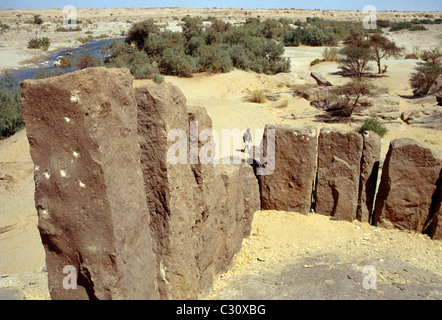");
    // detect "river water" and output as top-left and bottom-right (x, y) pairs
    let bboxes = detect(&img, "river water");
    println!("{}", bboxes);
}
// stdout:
(13, 37), (124, 83)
